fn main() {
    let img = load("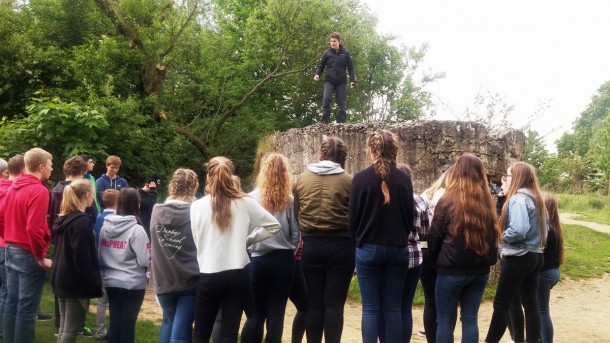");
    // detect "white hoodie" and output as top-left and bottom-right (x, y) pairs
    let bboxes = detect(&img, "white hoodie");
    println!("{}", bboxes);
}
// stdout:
(98, 214), (151, 290)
